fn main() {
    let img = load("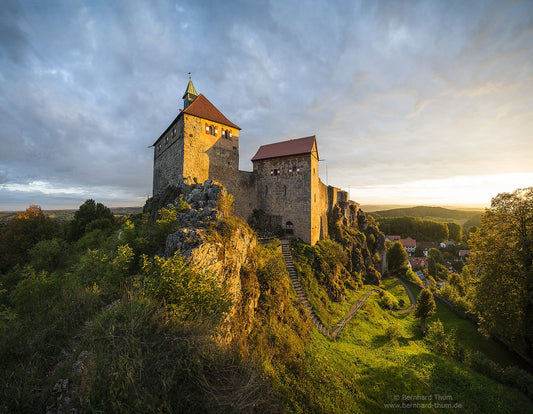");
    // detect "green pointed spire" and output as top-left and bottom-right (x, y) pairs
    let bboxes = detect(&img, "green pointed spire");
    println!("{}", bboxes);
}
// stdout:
(182, 76), (198, 109)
